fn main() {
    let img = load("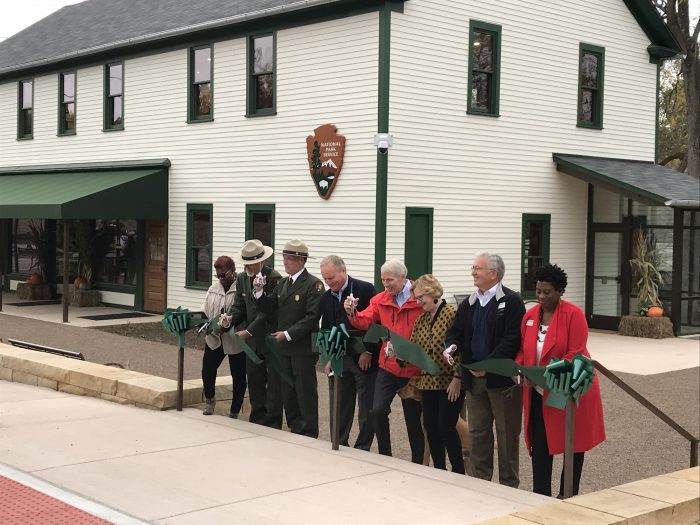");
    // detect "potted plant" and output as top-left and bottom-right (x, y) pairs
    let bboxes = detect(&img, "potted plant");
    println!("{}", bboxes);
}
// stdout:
(16, 220), (52, 300)
(618, 228), (673, 338)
